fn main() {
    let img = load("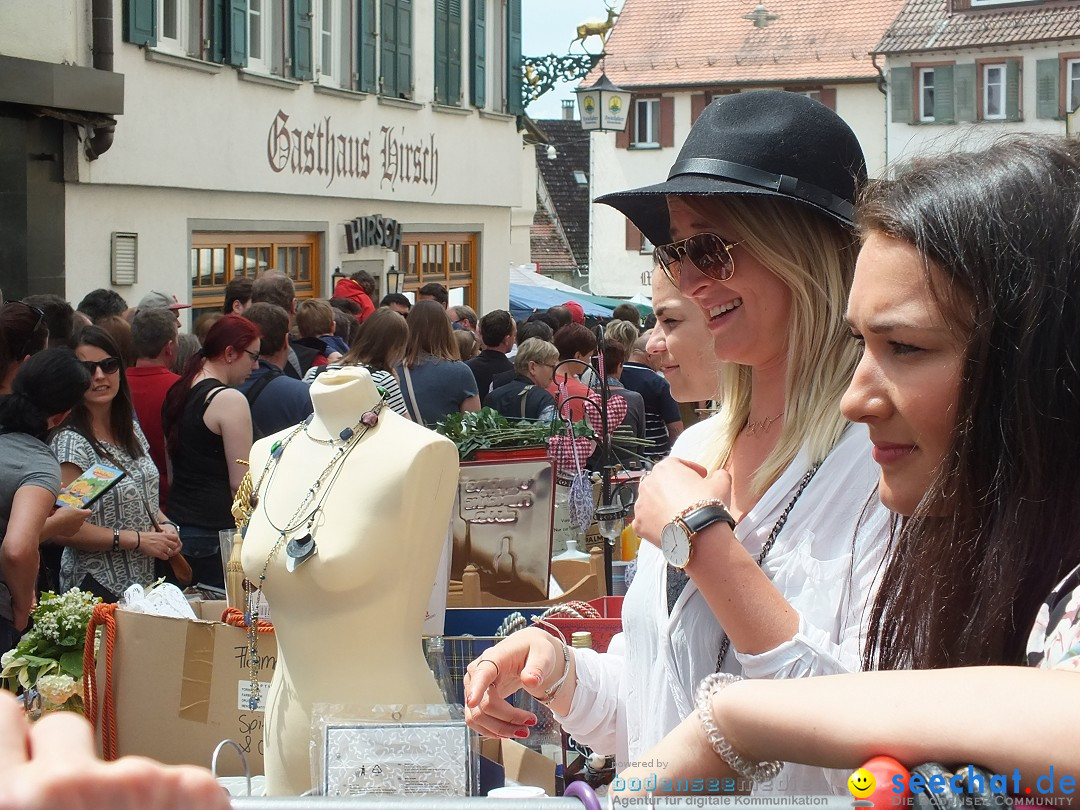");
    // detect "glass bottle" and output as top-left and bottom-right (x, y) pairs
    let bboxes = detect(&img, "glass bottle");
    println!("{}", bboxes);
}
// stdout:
(424, 635), (458, 706)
